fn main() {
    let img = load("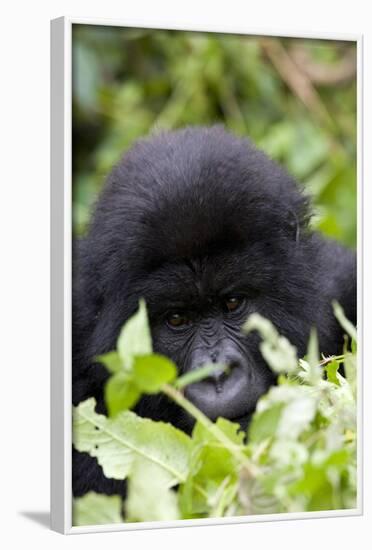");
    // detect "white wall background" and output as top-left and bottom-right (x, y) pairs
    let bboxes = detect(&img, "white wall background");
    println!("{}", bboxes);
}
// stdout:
(1, 1), (370, 548)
